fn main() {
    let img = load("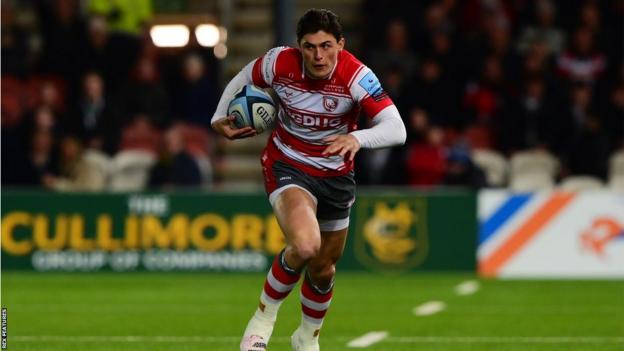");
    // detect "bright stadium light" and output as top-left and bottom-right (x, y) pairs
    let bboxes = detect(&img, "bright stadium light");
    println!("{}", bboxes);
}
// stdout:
(195, 24), (220, 47)
(150, 25), (190, 47)
(214, 43), (228, 59)
(219, 26), (228, 42)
